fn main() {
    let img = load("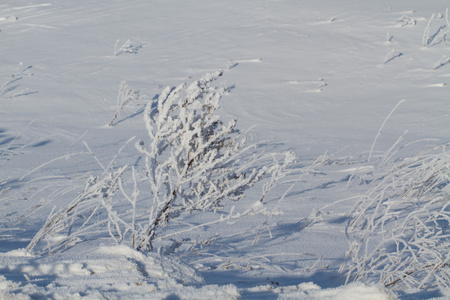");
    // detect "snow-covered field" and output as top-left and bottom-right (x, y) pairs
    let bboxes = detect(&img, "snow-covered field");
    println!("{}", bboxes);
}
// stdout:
(1, 1), (450, 299)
